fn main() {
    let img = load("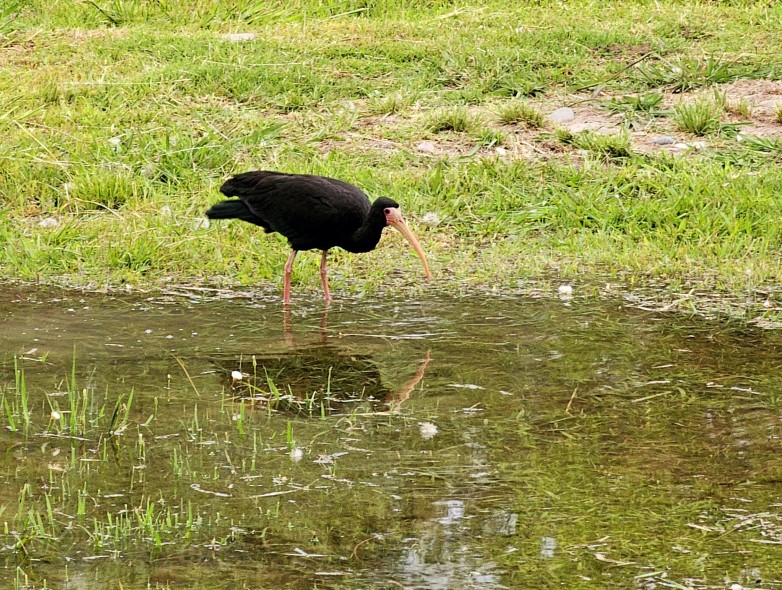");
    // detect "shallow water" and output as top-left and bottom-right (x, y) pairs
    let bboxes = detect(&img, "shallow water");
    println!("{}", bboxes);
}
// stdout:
(2, 287), (782, 589)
